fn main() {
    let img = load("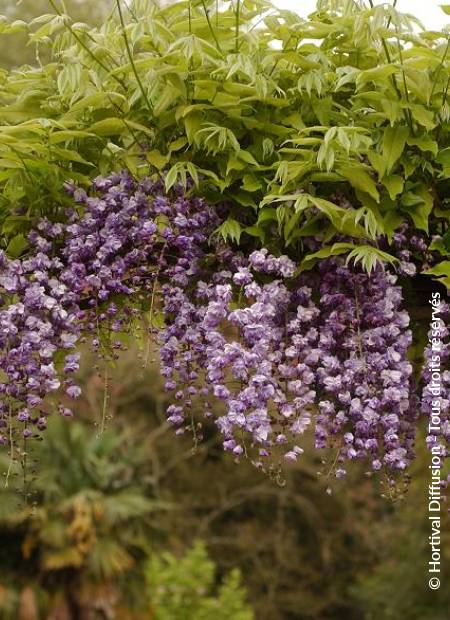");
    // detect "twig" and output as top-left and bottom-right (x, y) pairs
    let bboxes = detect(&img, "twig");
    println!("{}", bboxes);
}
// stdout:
(115, 0), (154, 114)
(4, 405), (14, 488)
(201, 0), (224, 55)
(99, 367), (109, 435)
(429, 36), (450, 102)
(235, 0), (240, 54)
